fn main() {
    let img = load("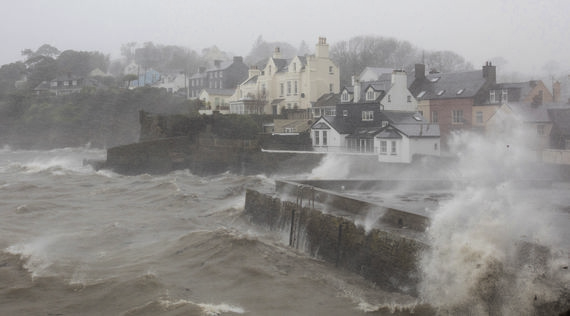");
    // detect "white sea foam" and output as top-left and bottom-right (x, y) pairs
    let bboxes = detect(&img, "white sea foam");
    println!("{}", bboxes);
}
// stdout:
(419, 127), (569, 313)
